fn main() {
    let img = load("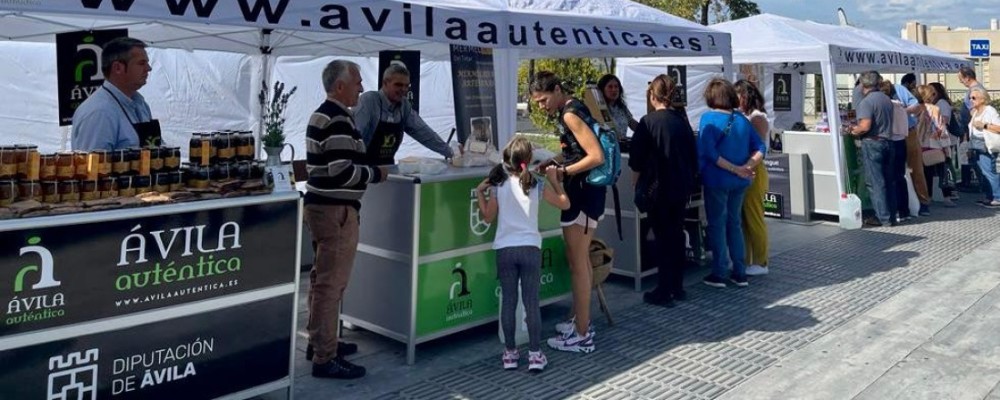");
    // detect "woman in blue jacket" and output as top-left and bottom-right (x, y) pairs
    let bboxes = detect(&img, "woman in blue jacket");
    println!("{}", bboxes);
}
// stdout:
(698, 78), (767, 288)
